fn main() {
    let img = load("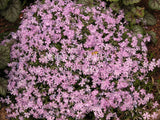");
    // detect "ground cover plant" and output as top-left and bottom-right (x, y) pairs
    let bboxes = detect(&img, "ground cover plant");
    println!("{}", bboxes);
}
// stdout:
(106, 0), (158, 25)
(0, 0), (38, 23)
(105, 0), (159, 45)
(0, 0), (160, 119)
